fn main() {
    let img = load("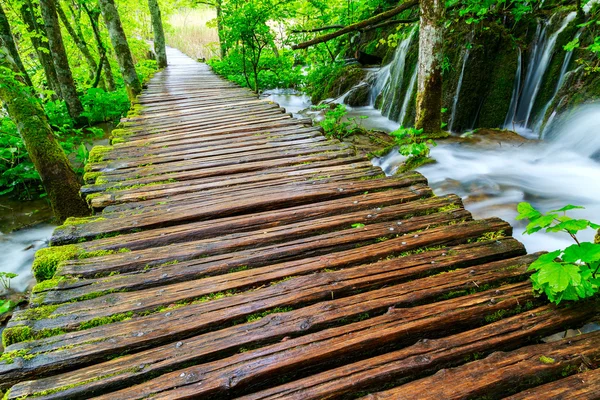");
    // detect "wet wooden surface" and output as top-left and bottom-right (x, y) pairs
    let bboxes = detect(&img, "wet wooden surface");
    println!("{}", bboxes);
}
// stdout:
(1, 48), (598, 399)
